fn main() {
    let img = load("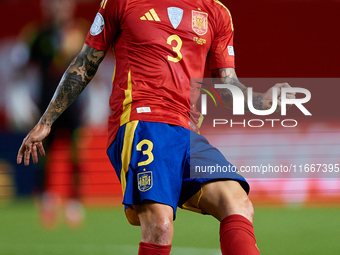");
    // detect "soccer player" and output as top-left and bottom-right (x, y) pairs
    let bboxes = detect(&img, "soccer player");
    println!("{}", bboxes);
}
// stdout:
(17, 0), (294, 254)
